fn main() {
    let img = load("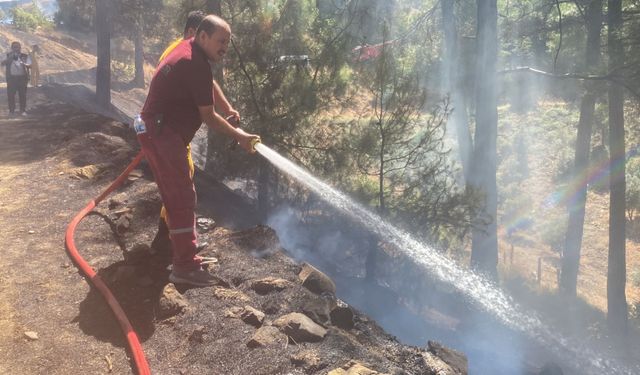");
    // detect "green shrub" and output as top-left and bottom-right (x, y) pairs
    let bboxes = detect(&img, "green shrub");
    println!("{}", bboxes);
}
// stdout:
(11, 3), (52, 31)
(536, 212), (568, 253)
(111, 60), (134, 81)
